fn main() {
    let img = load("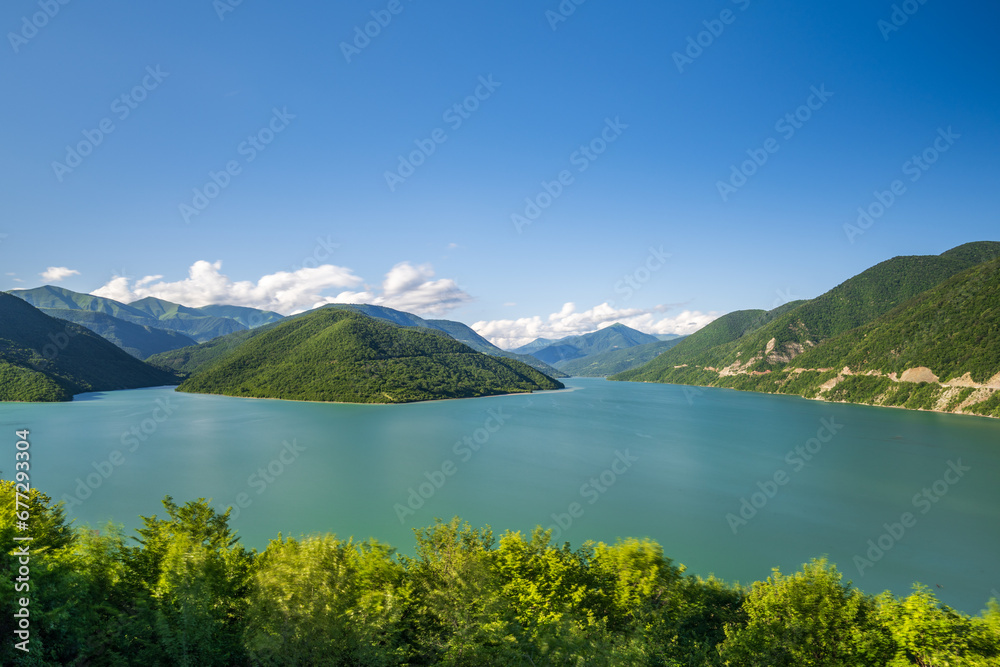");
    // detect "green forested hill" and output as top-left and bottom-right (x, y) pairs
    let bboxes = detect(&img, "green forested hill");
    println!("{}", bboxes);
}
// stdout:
(557, 336), (688, 377)
(149, 304), (569, 379)
(145, 326), (270, 374)
(38, 308), (197, 358)
(317, 304), (568, 377)
(0, 294), (179, 402)
(612, 243), (1000, 417)
(611, 304), (802, 382)
(177, 309), (563, 403)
